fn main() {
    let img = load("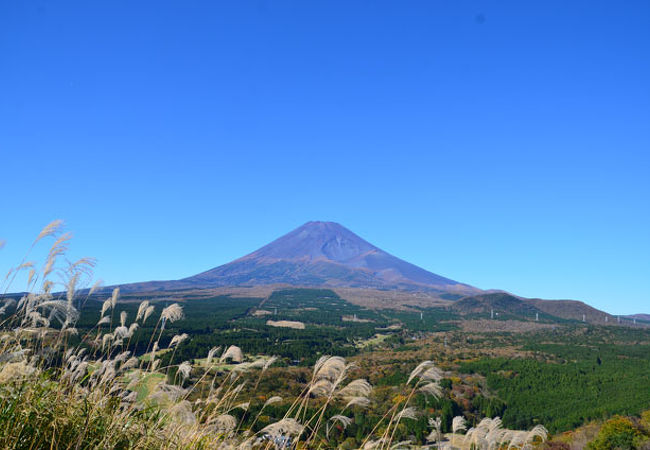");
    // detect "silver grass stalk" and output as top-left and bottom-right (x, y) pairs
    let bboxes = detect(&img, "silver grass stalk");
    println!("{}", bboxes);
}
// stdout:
(425, 429), (441, 443)
(419, 381), (442, 399)
(260, 418), (304, 438)
(263, 396), (282, 407)
(309, 379), (334, 397)
(525, 424), (548, 444)
(101, 299), (112, 317)
(248, 358), (267, 369)
(110, 288), (119, 308)
(206, 346), (221, 365)
(128, 322), (139, 336)
(161, 303), (184, 323)
(232, 402), (250, 412)
(143, 305), (155, 323)
(16, 261), (34, 271)
(121, 357), (139, 371)
(326, 414), (353, 439)
(88, 279), (103, 296)
(65, 271), (80, 304)
(37, 300), (79, 326)
(313, 355), (347, 382)
(169, 333), (189, 348)
(262, 355), (278, 371)
(42, 280), (53, 293)
(396, 406), (418, 421)
(43, 233), (71, 279)
(211, 414), (237, 434)
(427, 416), (442, 446)
(102, 333), (114, 349)
(220, 345), (243, 363)
(177, 361), (192, 381)
(136, 300), (150, 321)
(338, 378), (372, 399)
(35, 220), (64, 243)
(71, 361), (88, 383)
(113, 351), (131, 365)
(407, 360), (437, 384)
(329, 414), (352, 428)
(114, 326), (129, 340)
(97, 315), (110, 326)
(27, 269), (36, 286)
(452, 415), (467, 434)
(345, 396), (371, 409)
